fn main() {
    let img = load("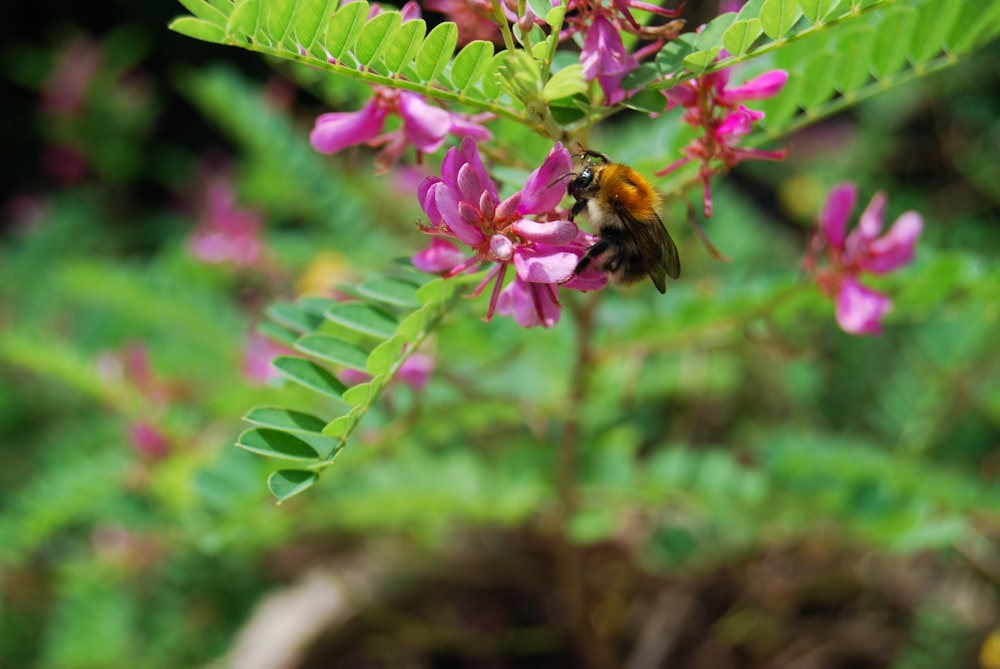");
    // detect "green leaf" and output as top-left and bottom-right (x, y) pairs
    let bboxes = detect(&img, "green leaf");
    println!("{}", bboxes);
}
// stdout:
(723, 19), (763, 56)
(168, 17), (227, 43)
(693, 12), (737, 52)
(265, 301), (324, 334)
(257, 321), (298, 347)
(325, 0), (369, 61)
(367, 335), (407, 376)
(415, 22), (458, 82)
(655, 34), (697, 75)
(870, 6), (916, 79)
(542, 64), (587, 101)
(949, 0), (1000, 53)
(266, 0), (297, 43)
(684, 48), (722, 74)
(228, 0), (260, 39)
(478, 53), (506, 98)
(236, 428), (321, 461)
(834, 27), (875, 95)
(396, 306), (432, 341)
(355, 10), (401, 66)
(322, 412), (359, 438)
(342, 380), (381, 405)
(244, 407), (328, 434)
(622, 88), (668, 114)
(295, 334), (369, 371)
(416, 277), (458, 306)
(271, 355), (347, 399)
(909, 0), (961, 64)
(760, 0), (801, 39)
(799, 0), (840, 23)
(356, 278), (421, 308)
(382, 18), (426, 73)
(325, 303), (398, 339)
(176, 0), (229, 24)
(798, 50), (837, 110)
(267, 469), (319, 502)
(450, 40), (495, 91)
(736, 0), (765, 22)
(289, 0), (336, 51)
